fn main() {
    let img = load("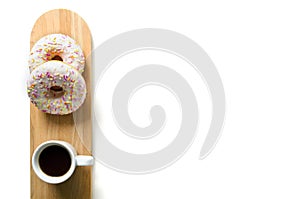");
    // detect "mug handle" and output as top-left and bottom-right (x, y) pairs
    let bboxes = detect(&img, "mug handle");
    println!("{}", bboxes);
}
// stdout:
(75, 155), (94, 166)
